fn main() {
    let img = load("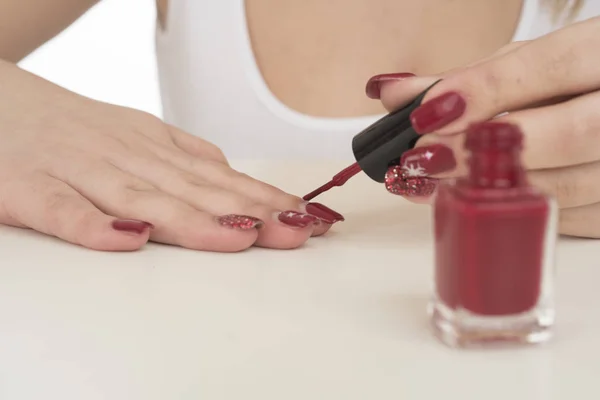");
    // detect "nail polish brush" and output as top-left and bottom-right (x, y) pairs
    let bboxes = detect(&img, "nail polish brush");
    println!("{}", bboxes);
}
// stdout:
(302, 80), (441, 201)
(303, 162), (362, 201)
